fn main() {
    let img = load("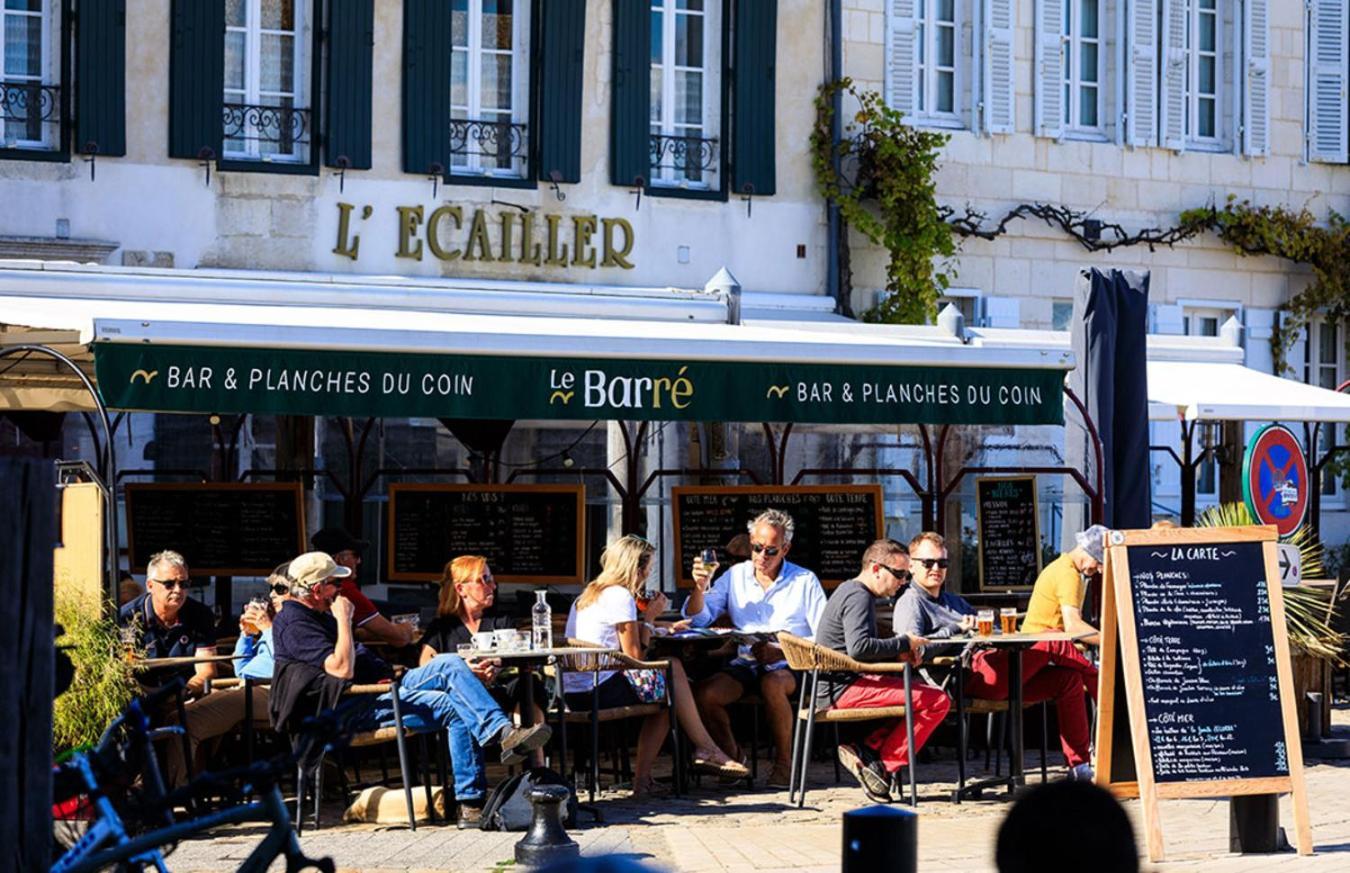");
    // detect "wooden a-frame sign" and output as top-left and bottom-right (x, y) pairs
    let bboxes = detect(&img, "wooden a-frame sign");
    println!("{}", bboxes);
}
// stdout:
(1094, 524), (1312, 862)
